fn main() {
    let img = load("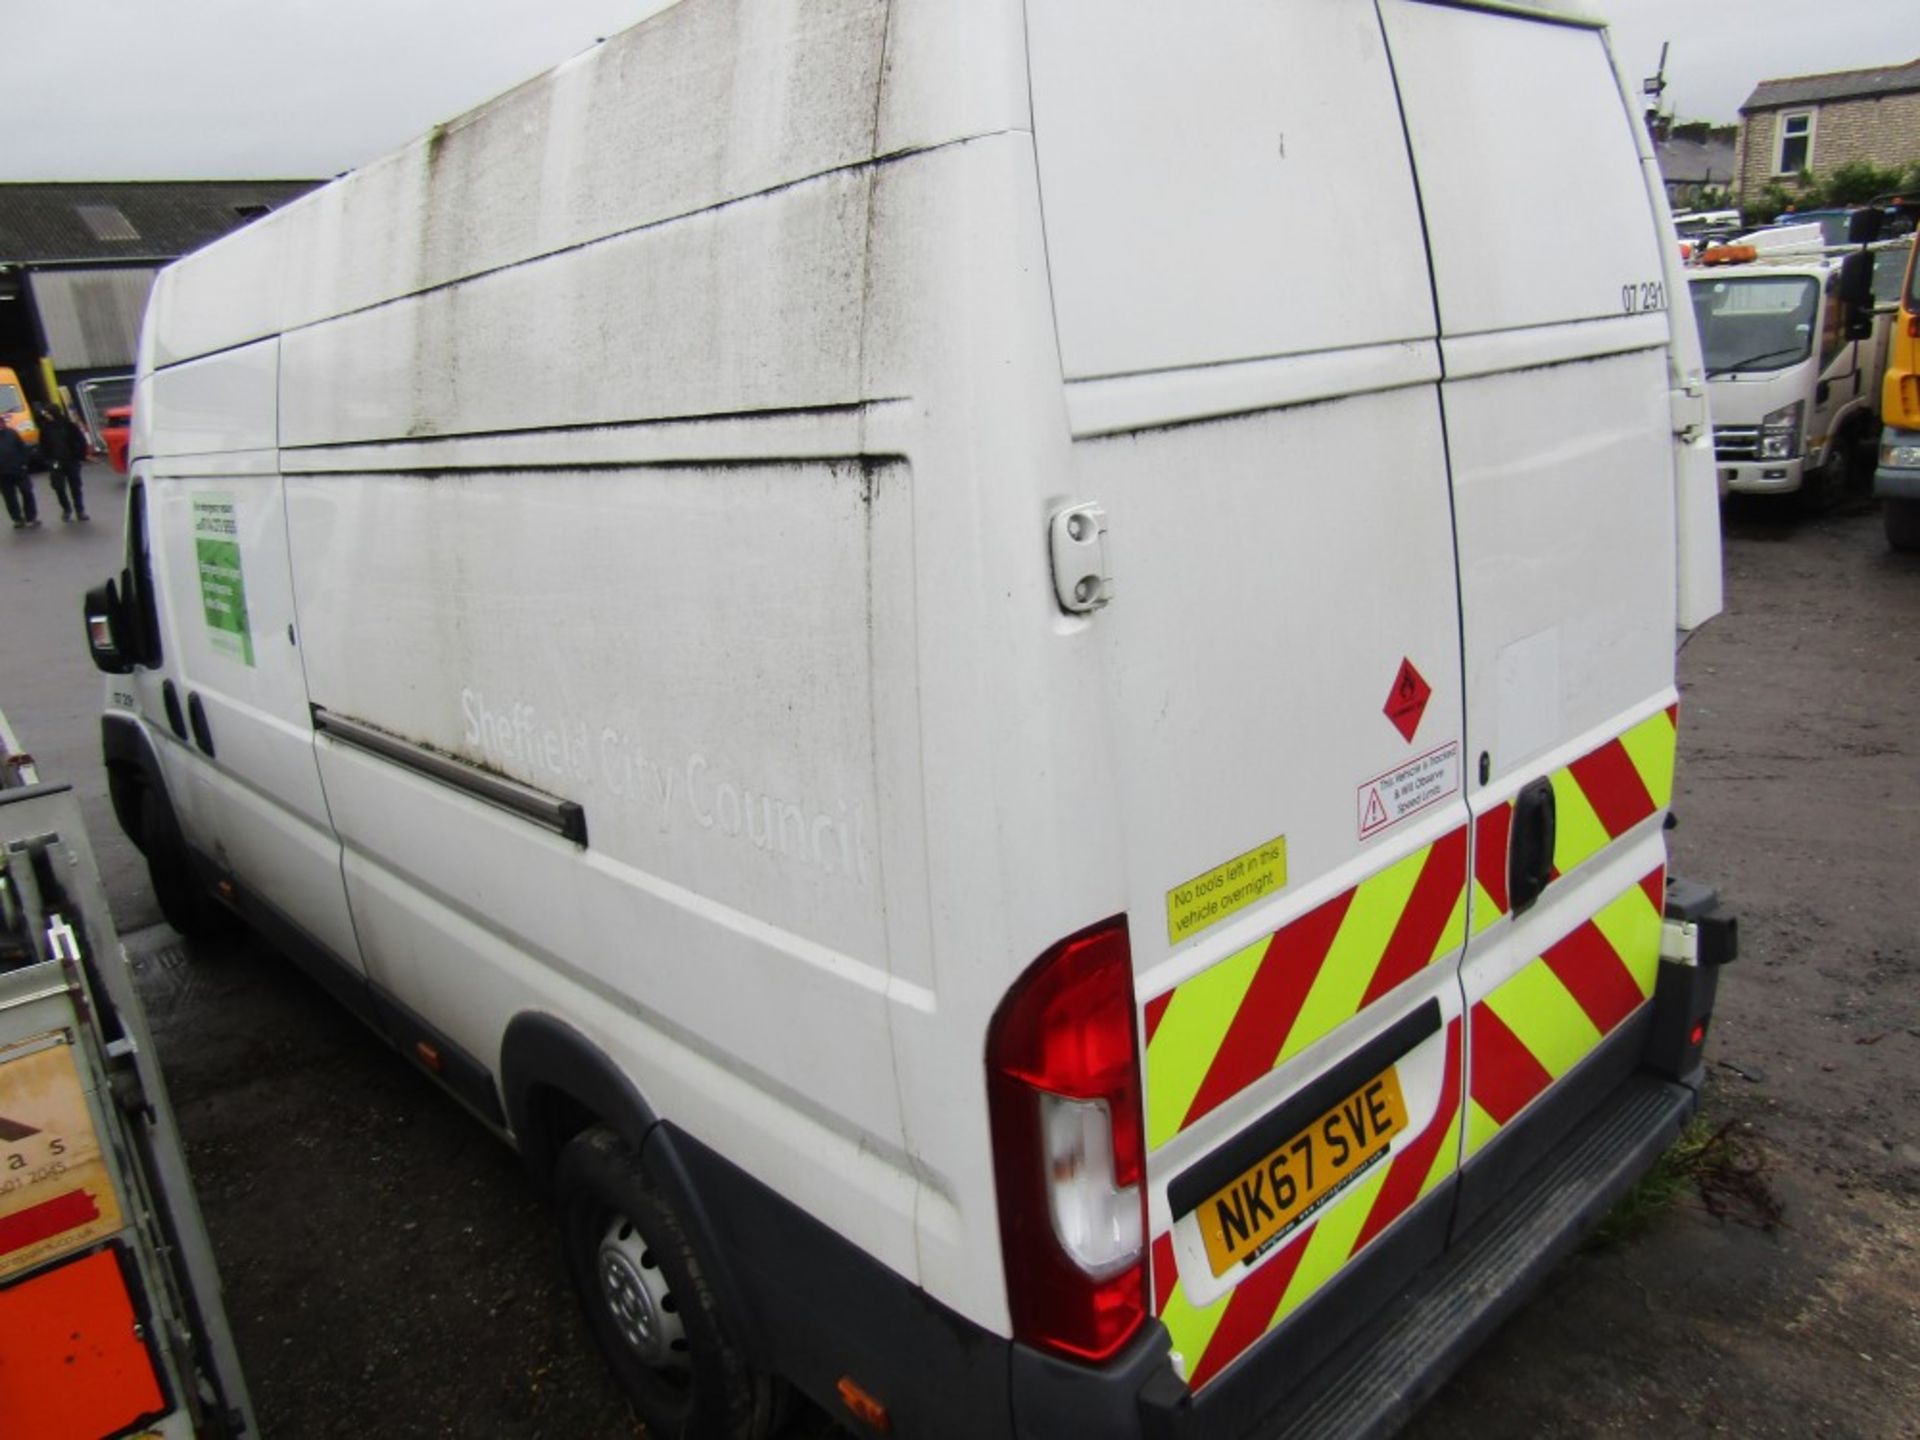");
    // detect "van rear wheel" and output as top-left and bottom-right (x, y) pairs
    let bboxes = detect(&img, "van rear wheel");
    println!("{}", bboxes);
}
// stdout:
(553, 1125), (778, 1440)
